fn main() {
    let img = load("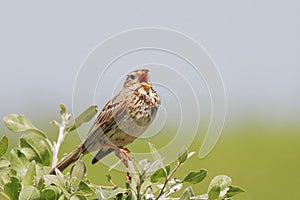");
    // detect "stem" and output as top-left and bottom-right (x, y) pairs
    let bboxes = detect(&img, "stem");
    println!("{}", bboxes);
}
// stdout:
(155, 162), (182, 200)
(51, 114), (70, 168)
(136, 171), (145, 200)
